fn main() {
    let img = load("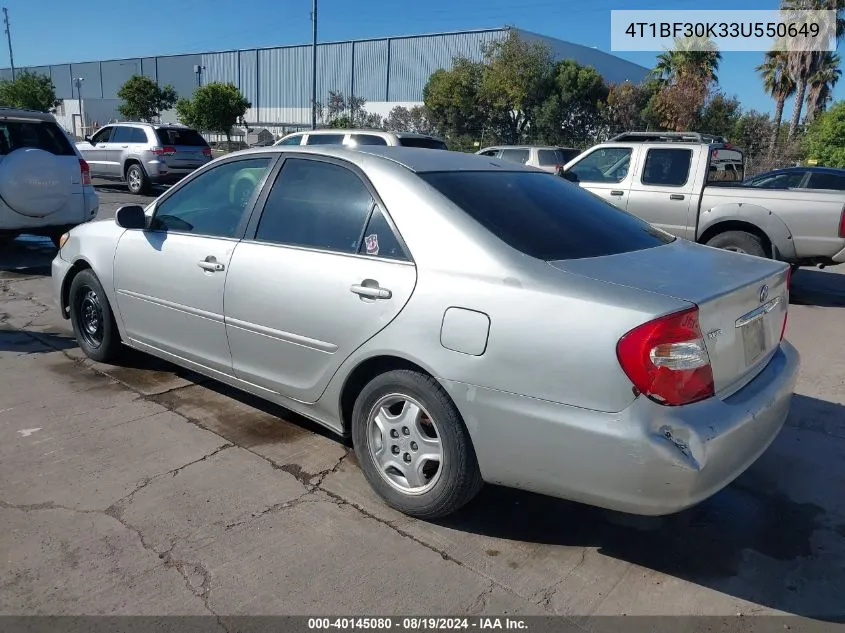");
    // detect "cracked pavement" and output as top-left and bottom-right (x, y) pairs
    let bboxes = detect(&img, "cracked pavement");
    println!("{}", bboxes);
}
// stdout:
(2, 188), (845, 622)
